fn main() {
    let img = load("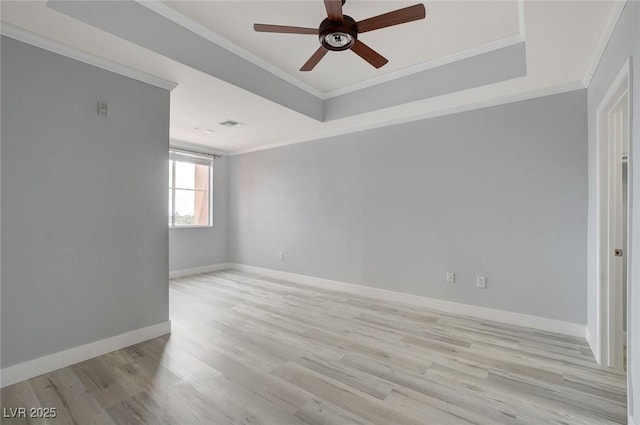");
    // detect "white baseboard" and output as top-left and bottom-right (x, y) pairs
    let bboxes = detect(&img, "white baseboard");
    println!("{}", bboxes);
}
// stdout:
(0, 321), (171, 388)
(166, 262), (588, 339)
(169, 263), (231, 279)
(586, 326), (600, 364)
(226, 263), (587, 339)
